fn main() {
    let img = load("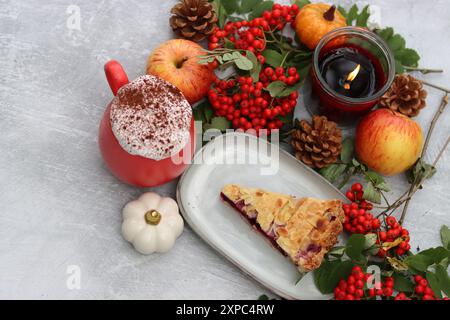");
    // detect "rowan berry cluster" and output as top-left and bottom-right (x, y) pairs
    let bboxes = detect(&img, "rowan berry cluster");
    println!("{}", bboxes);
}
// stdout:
(342, 183), (380, 235)
(206, 4), (303, 132)
(208, 3), (300, 54)
(334, 266), (395, 300)
(342, 183), (411, 258)
(208, 67), (300, 132)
